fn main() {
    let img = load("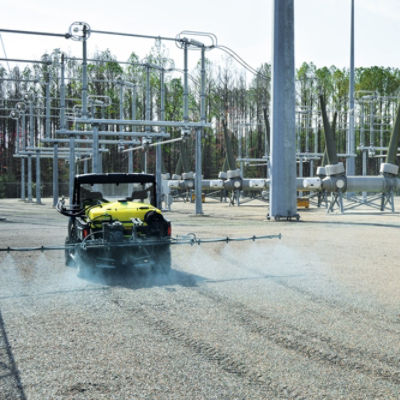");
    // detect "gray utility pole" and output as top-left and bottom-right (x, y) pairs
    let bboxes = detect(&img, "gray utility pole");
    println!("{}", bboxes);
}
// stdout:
(347, 0), (355, 177)
(269, 0), (298, 220)
(195, 45), (206, 215)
